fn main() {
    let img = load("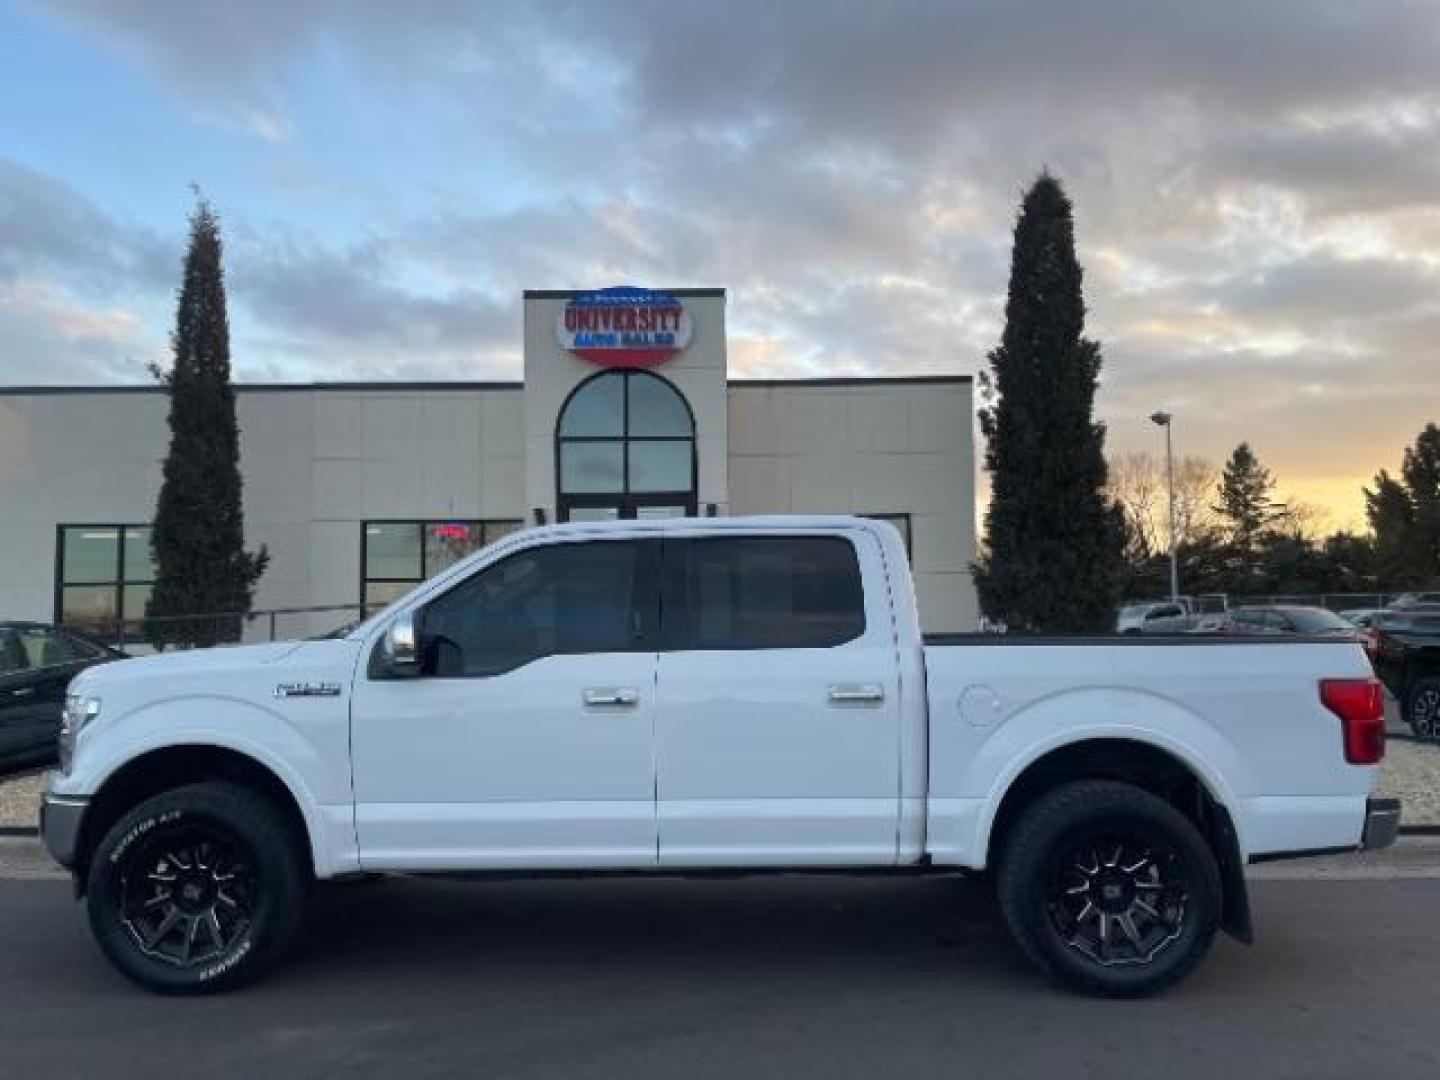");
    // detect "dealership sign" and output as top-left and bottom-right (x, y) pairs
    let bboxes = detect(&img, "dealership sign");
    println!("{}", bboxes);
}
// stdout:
(557, 286), (692, 368)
